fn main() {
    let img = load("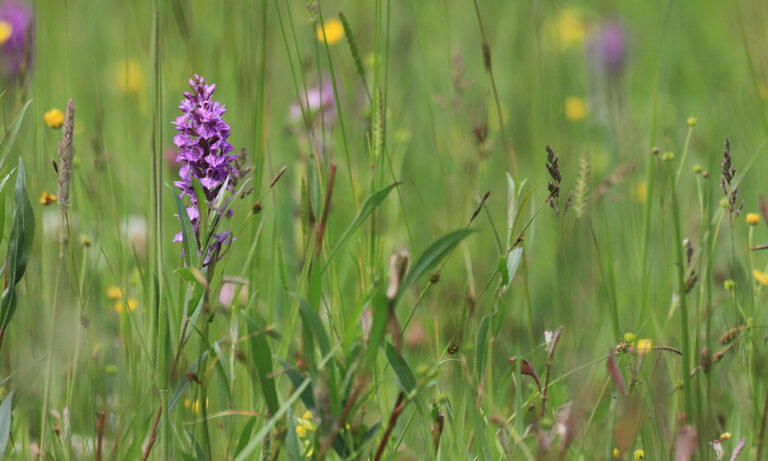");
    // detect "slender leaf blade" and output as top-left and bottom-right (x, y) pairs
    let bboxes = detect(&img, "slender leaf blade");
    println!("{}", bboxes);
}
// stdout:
(396, 229), (474, 305)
